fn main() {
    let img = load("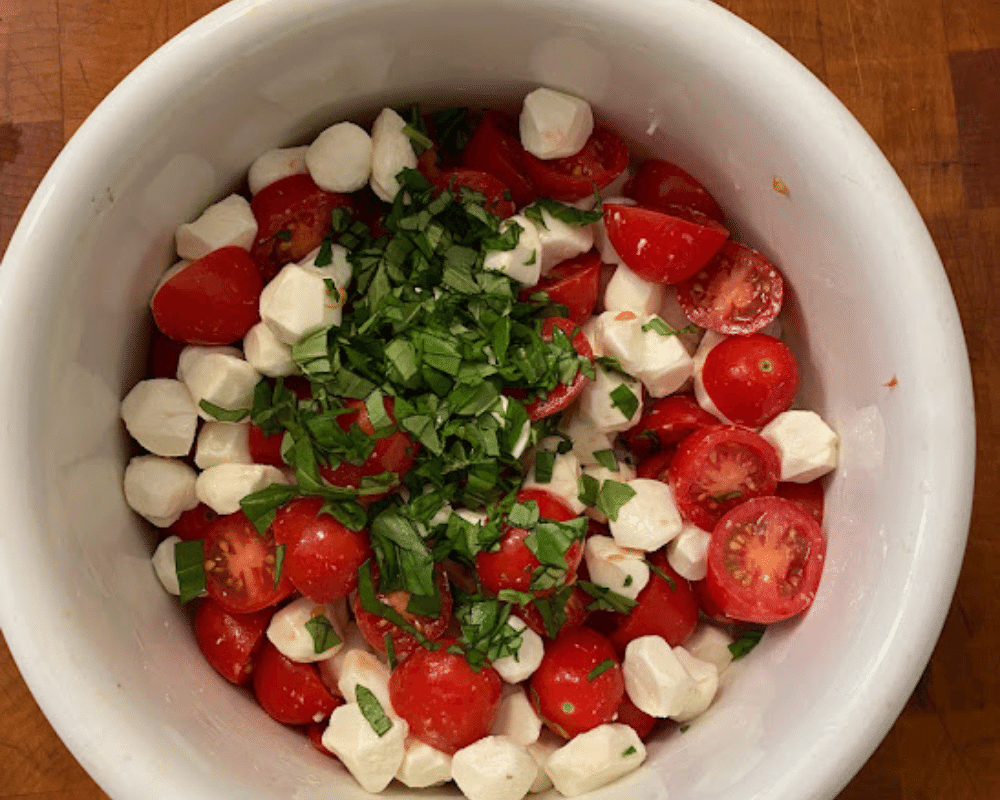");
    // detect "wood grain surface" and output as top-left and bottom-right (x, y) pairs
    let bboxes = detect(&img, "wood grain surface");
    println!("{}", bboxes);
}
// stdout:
(1, 0), (997, 797)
